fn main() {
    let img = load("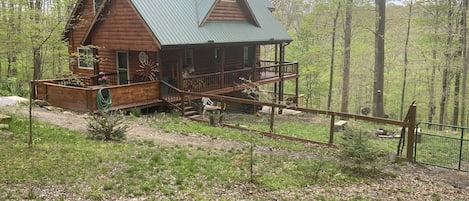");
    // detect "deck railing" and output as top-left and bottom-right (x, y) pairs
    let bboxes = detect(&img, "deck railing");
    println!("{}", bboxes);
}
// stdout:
(182, 61), (299, 93)
(35, 72), (119, 88)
